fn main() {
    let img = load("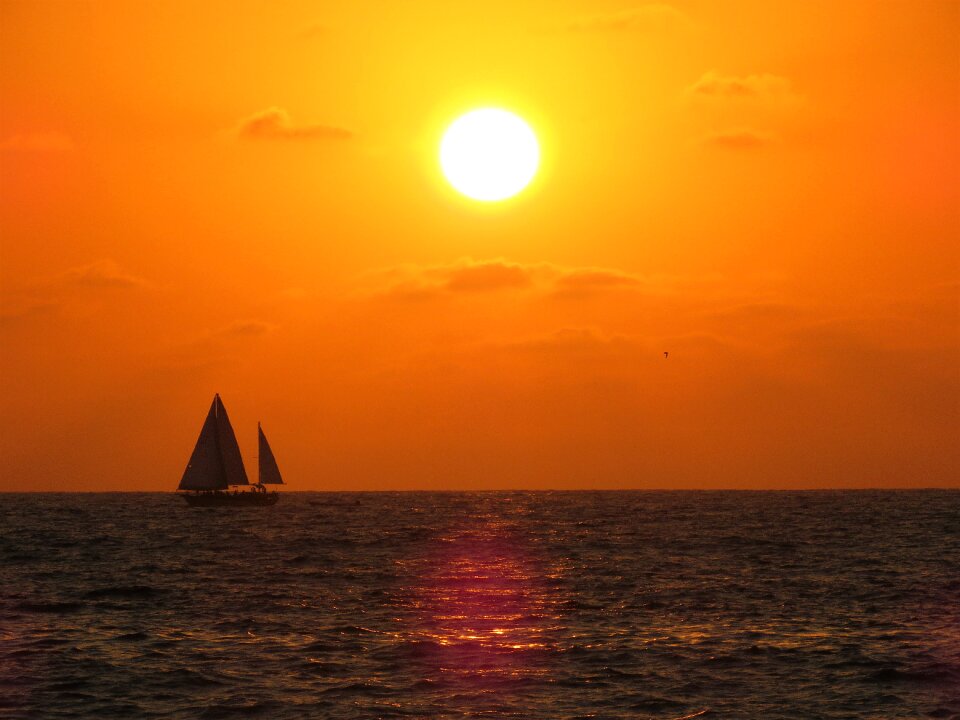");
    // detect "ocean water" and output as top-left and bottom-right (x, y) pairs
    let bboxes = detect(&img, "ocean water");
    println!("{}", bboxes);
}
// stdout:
(1, 491), (958, 720)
